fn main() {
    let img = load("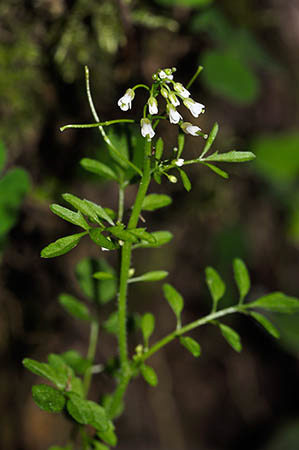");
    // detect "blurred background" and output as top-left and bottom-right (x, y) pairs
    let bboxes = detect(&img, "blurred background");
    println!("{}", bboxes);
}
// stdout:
(1, 0), (299, 449)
